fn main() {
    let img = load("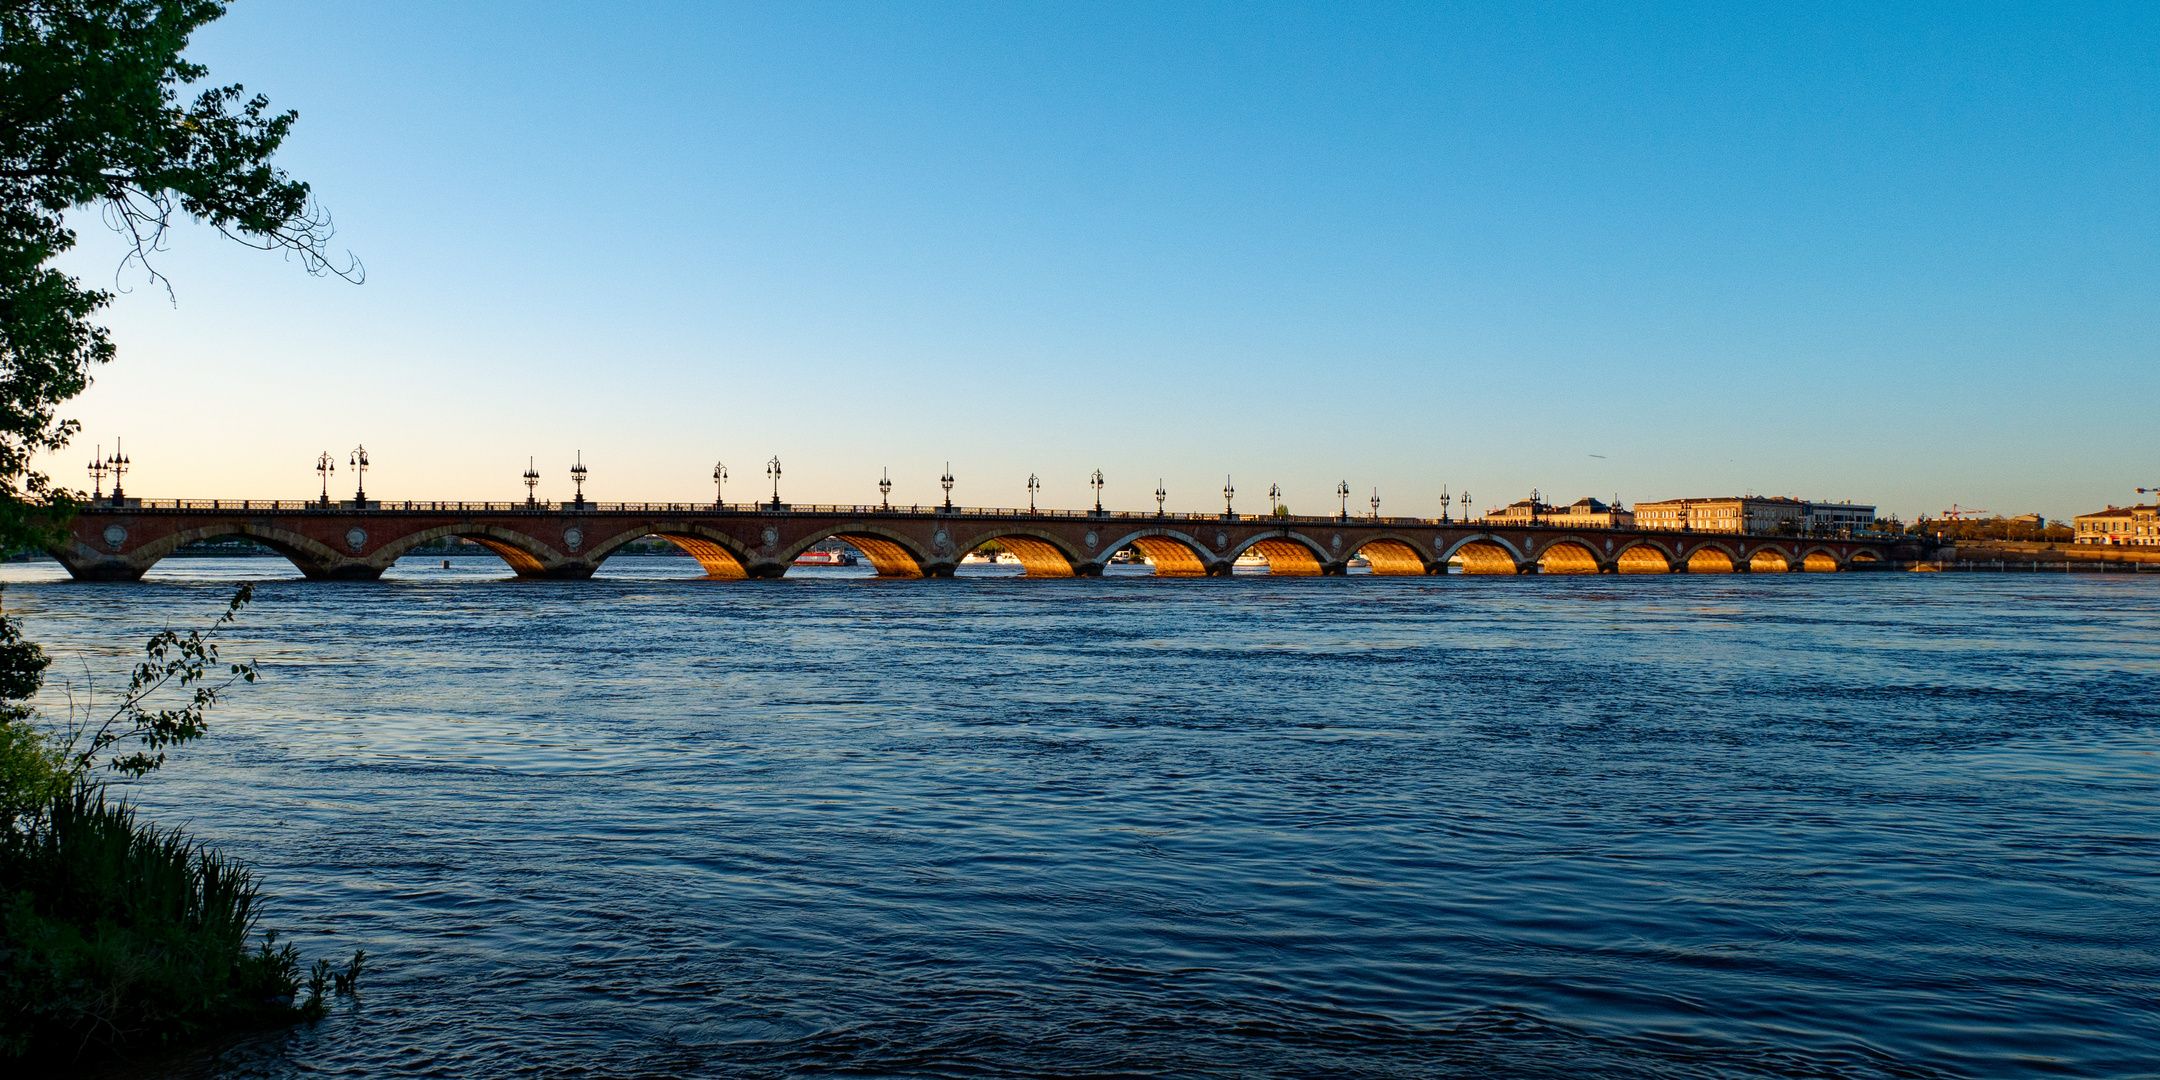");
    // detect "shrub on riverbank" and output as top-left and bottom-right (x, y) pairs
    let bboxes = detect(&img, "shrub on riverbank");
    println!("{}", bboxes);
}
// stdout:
(0, 590), (359, 1064)
(0, 780), (313, 1061)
